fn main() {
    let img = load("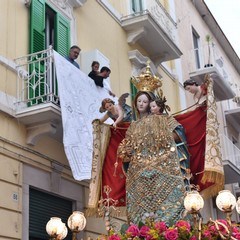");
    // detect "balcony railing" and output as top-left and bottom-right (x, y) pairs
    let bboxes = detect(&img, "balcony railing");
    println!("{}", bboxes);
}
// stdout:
(146, 0), (177, 42)
(188, 43), (232, 82)
(121, 0), (177, 42)
(220, 134), (240, 184)
(121, 0), (181, 63)
(14, 47), (59, 111)
(188, 43), (235, 101)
